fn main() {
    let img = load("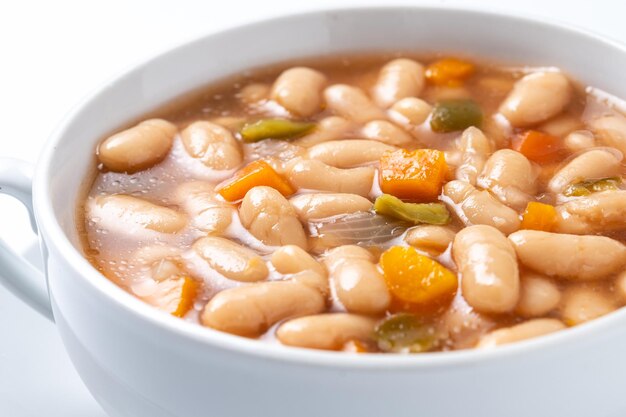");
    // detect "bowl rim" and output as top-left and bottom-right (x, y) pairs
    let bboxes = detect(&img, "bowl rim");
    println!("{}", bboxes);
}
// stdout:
(33, 4), (626, 369)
